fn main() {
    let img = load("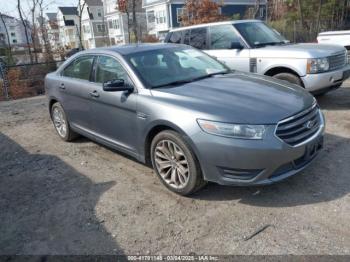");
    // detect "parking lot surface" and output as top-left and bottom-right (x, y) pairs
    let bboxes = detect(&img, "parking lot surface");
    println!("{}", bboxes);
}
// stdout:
(0, 83), (349, 255)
